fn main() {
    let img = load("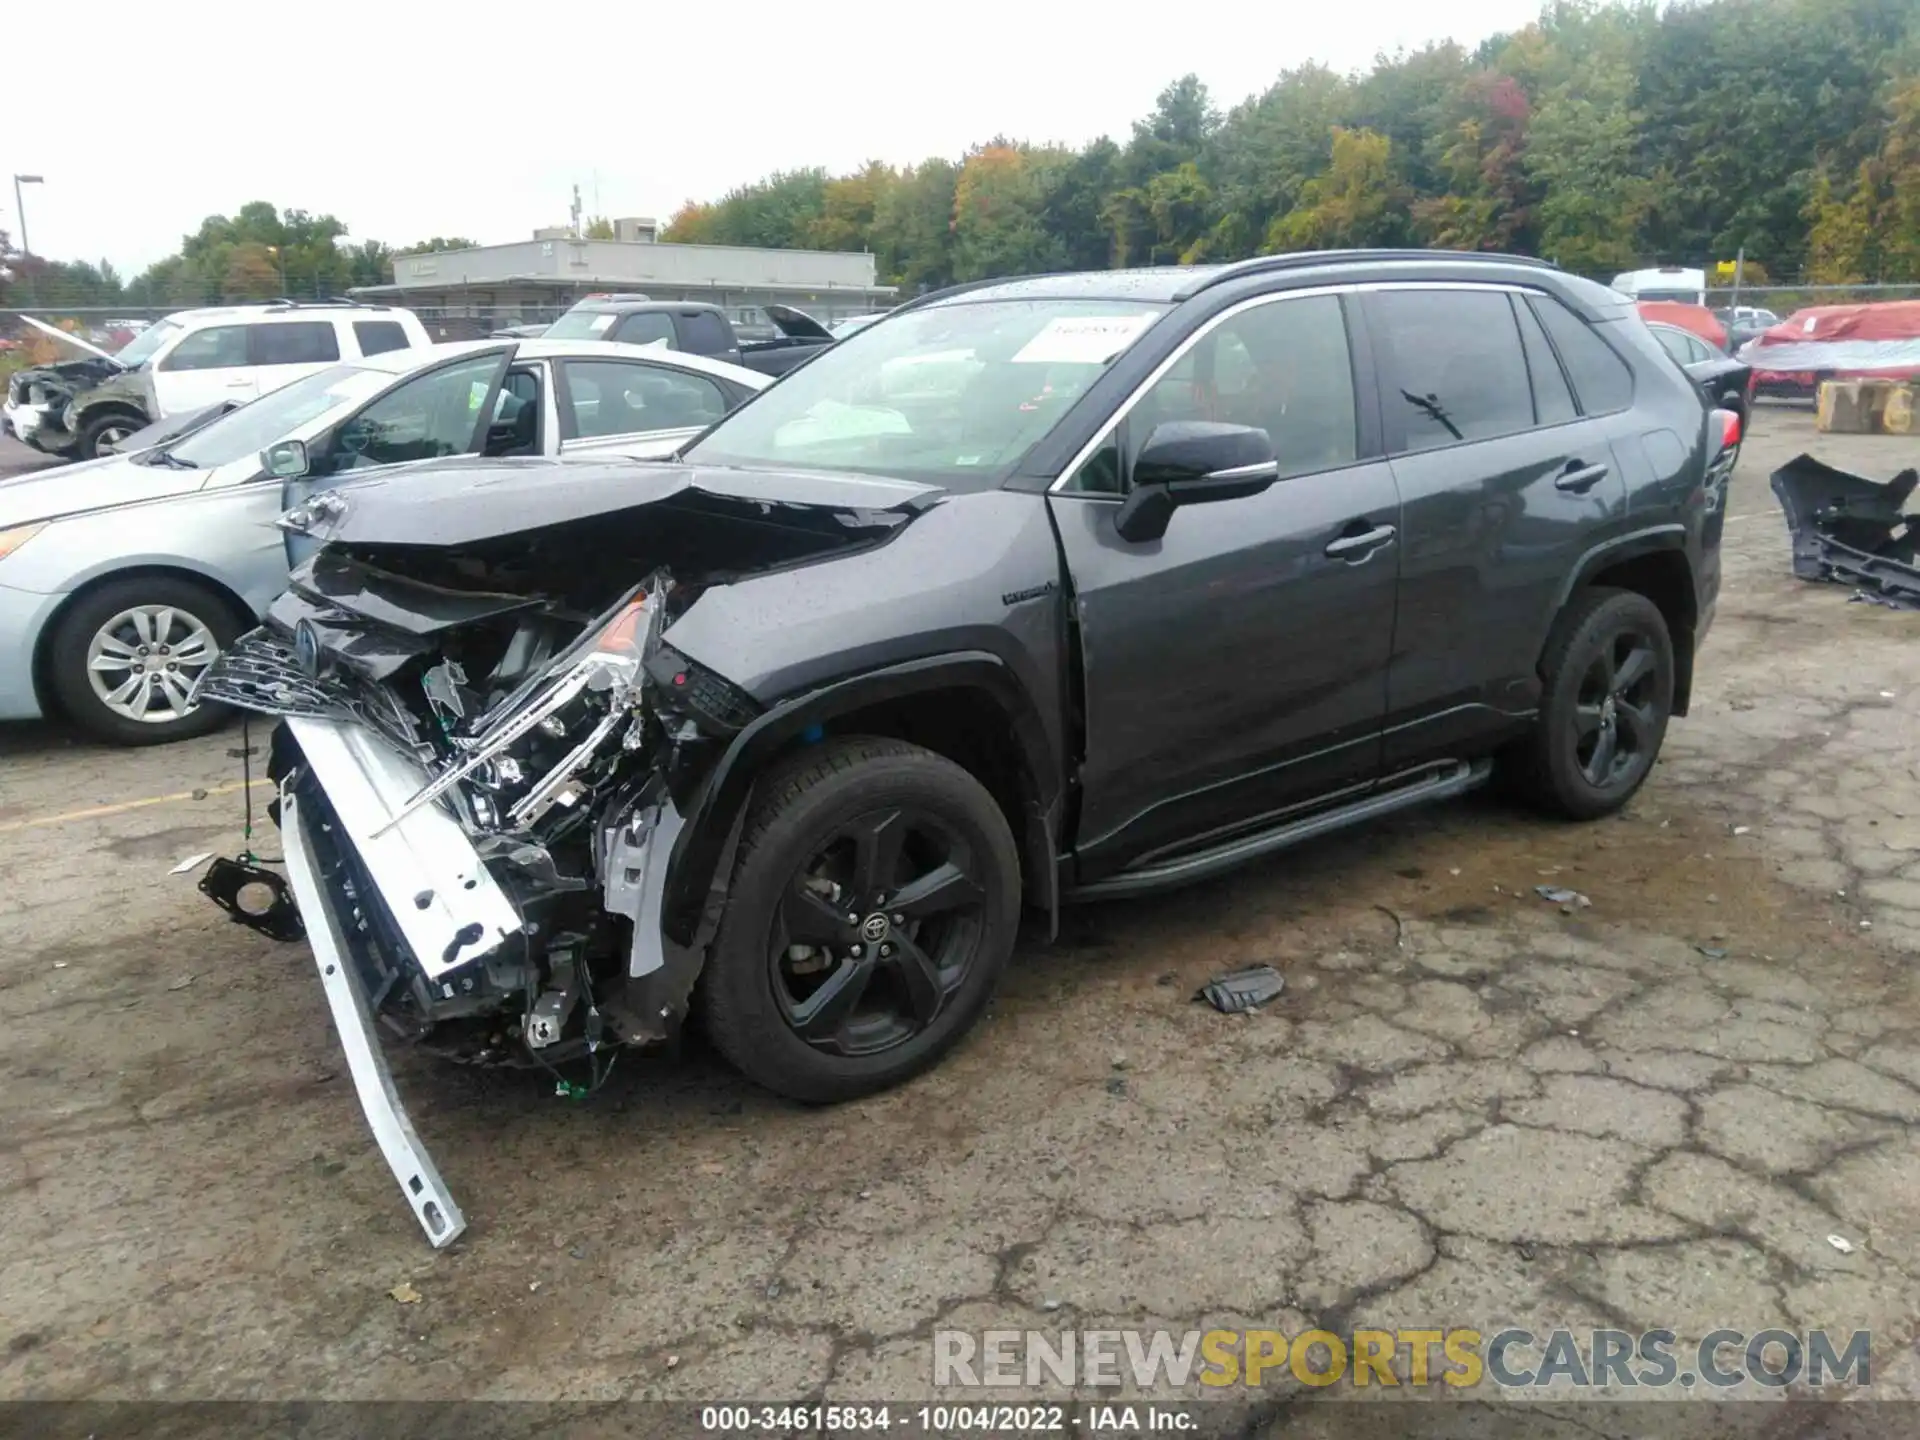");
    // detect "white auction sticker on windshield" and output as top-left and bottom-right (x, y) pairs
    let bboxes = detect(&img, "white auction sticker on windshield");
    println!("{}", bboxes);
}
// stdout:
(590, 313), (616, 334)
(1012, 313), (1158, 365)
